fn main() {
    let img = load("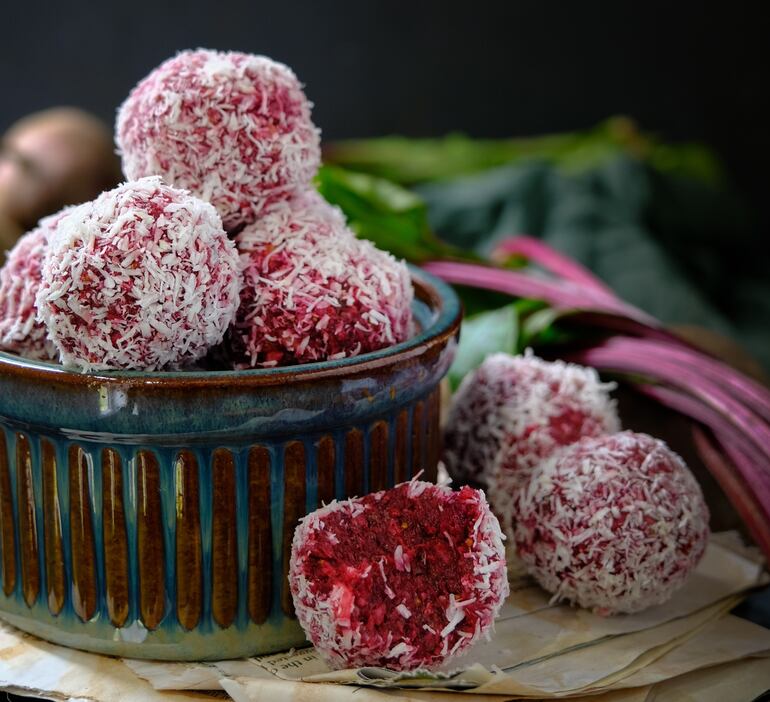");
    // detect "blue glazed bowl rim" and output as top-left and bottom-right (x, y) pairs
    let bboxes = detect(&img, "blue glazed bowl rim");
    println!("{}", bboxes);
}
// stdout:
(0, 265), (461, 388)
